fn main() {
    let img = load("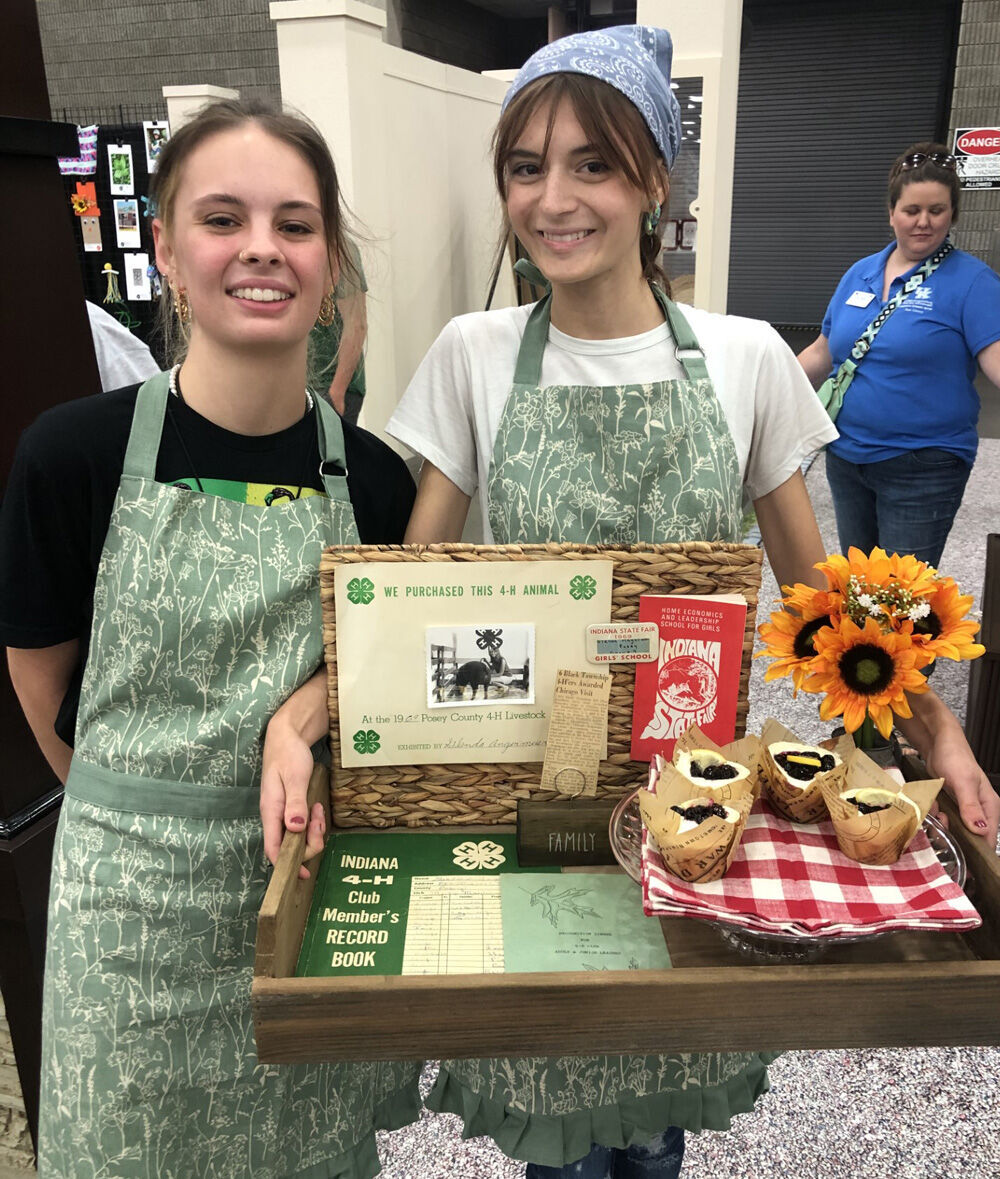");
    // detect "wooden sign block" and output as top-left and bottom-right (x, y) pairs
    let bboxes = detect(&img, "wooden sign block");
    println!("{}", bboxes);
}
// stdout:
(516, 798), (617, 865)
